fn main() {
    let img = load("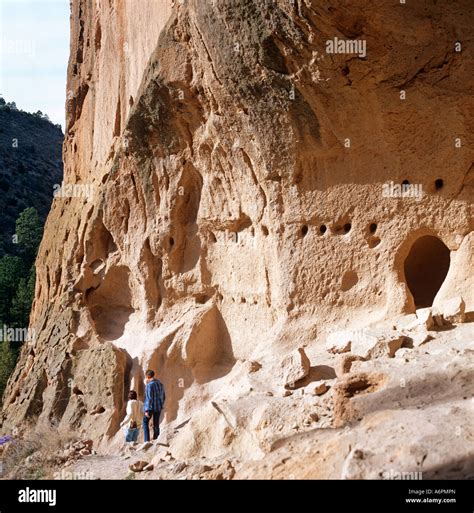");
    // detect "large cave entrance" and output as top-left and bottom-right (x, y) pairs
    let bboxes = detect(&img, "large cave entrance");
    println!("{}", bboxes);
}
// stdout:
(404, 235), (450, 308)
